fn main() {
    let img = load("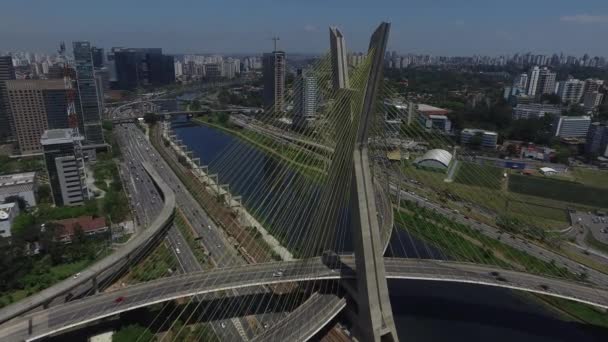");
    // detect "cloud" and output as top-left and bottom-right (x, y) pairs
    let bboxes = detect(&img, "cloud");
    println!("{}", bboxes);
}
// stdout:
(560, 14), (608, 24)
(304, 24), (318, 32)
